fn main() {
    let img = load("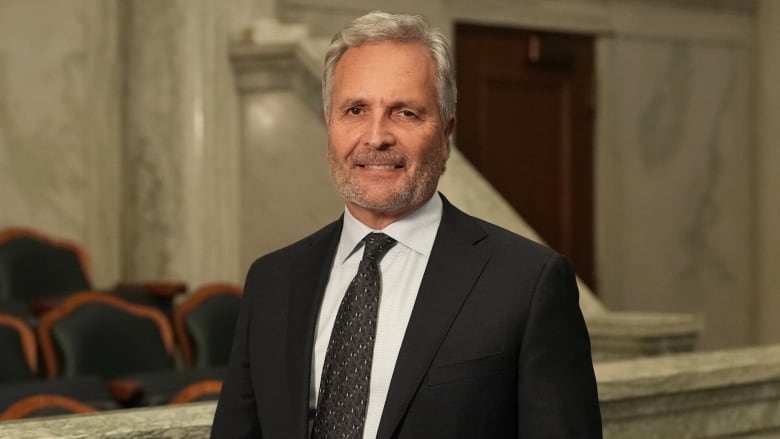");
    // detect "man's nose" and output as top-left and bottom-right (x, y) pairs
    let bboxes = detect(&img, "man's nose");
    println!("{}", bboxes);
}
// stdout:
(363, 114), (395, 149)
